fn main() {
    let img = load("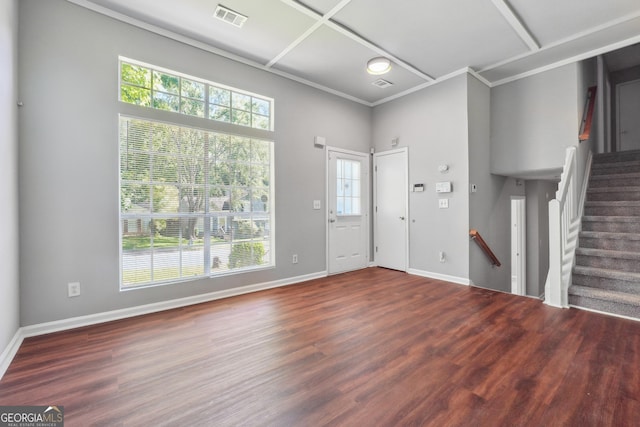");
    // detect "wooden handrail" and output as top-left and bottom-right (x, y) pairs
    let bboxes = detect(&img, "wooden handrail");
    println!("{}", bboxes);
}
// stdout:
(579, 86), (596, 142)
(469, 229), (501, 267)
